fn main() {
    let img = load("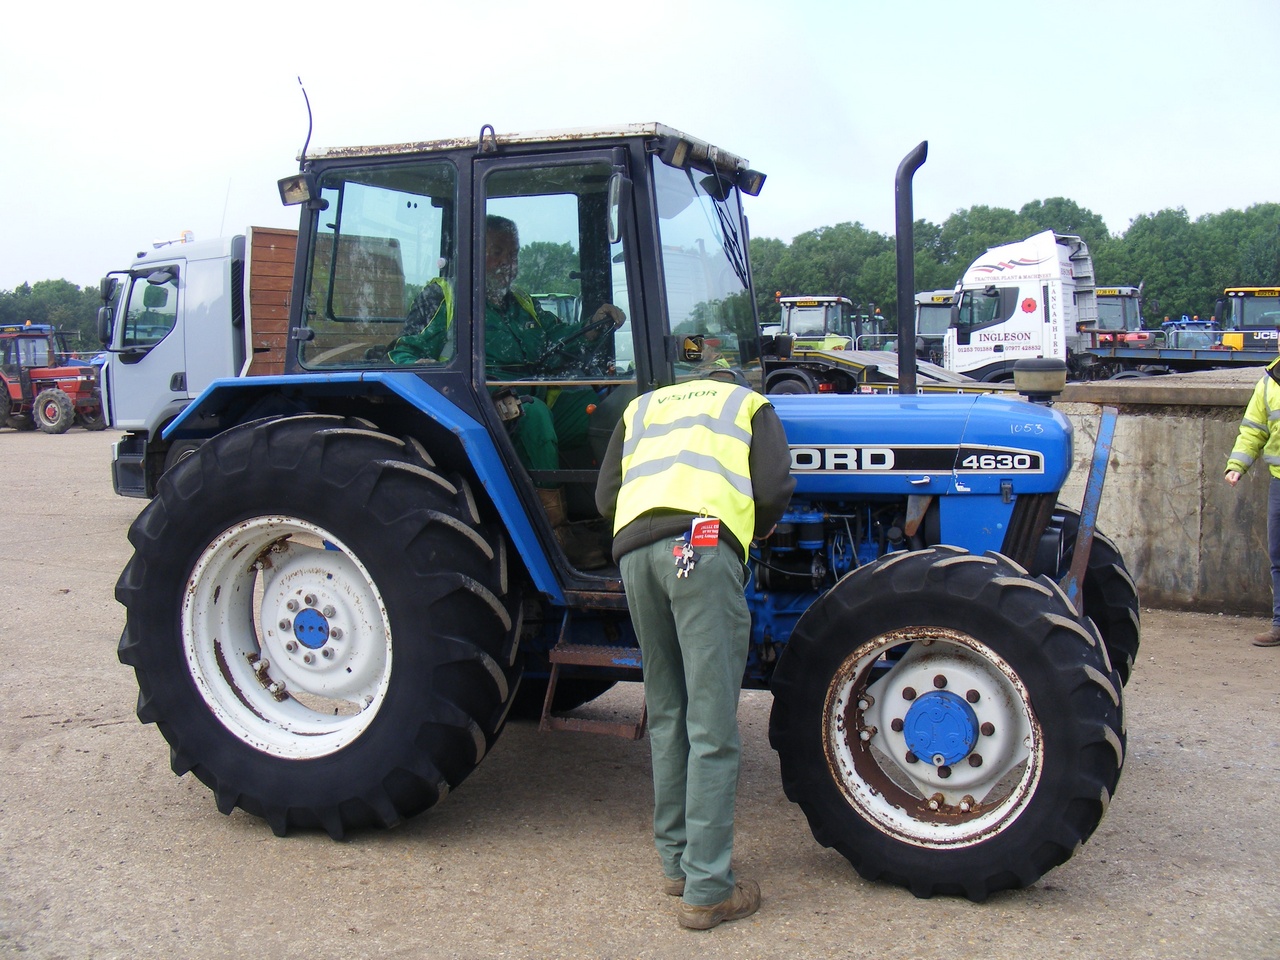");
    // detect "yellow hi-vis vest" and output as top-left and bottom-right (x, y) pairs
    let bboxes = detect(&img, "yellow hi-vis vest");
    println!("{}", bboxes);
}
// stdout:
(613, 380), (770, 560)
